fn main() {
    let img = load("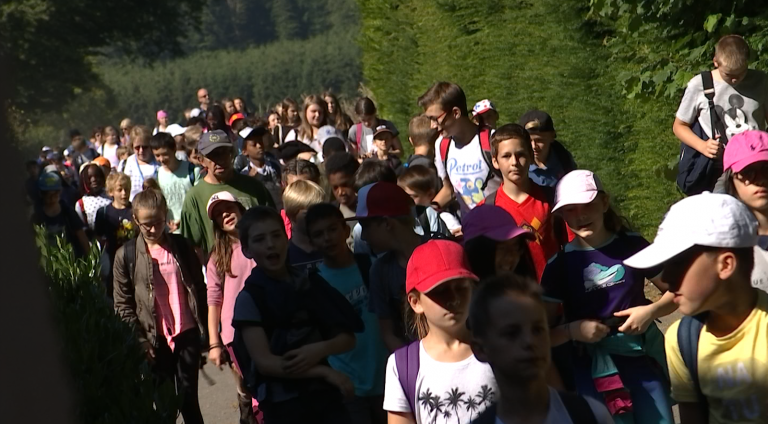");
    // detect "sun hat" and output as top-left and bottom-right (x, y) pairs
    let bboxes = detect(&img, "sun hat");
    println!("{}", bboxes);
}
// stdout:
(197, 130), (233, 156)
(164, 123), (187, 138)
(462, 204), (535, 242)
(519, 110), (556, 133)
(472, 99), (496, 116)
(350, 182), (413, 221)
(624, 192), (758, 269)
(723, 130), (768, 173)
(38, 172), (63, 191)
(228, 113), (245, 127)
(552, 170), (604, 212)
(206, 191), (241, 219)
(406, 240), (478, 293)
